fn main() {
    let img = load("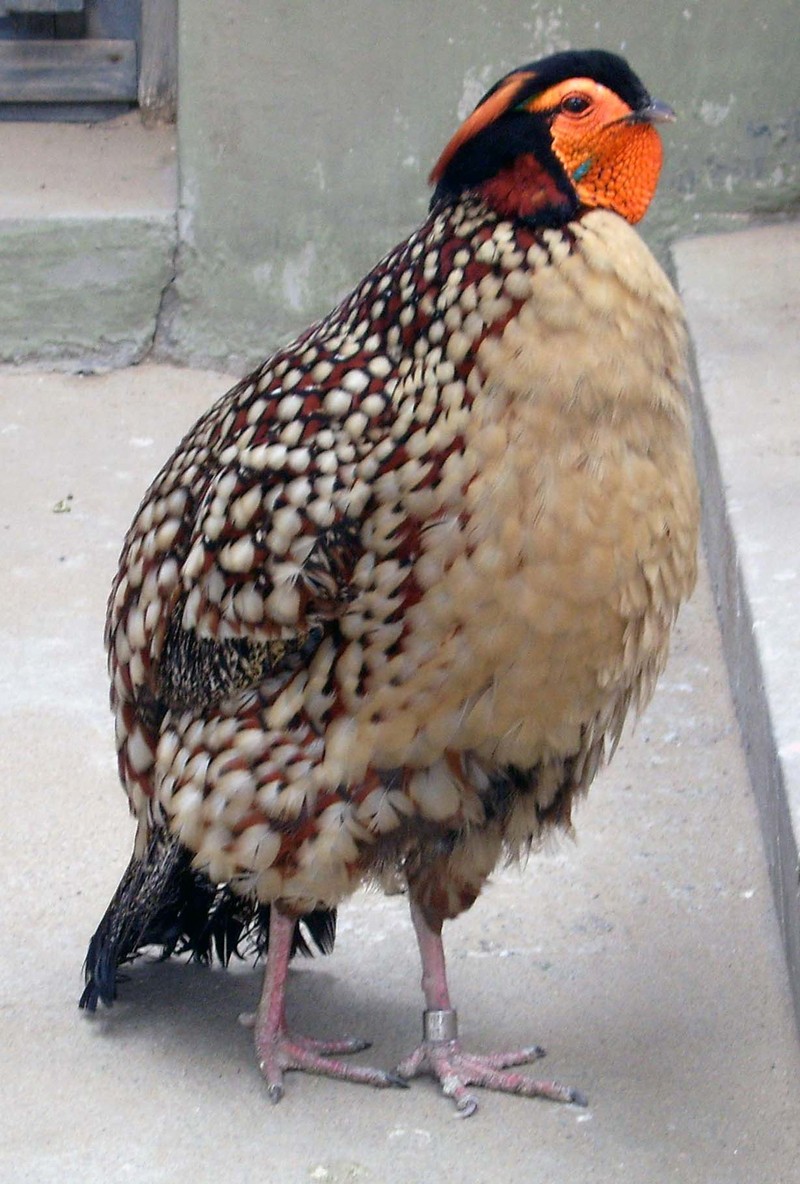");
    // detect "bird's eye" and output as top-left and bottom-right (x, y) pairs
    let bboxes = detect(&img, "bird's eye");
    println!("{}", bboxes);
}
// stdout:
(561, 94), (591, 115)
